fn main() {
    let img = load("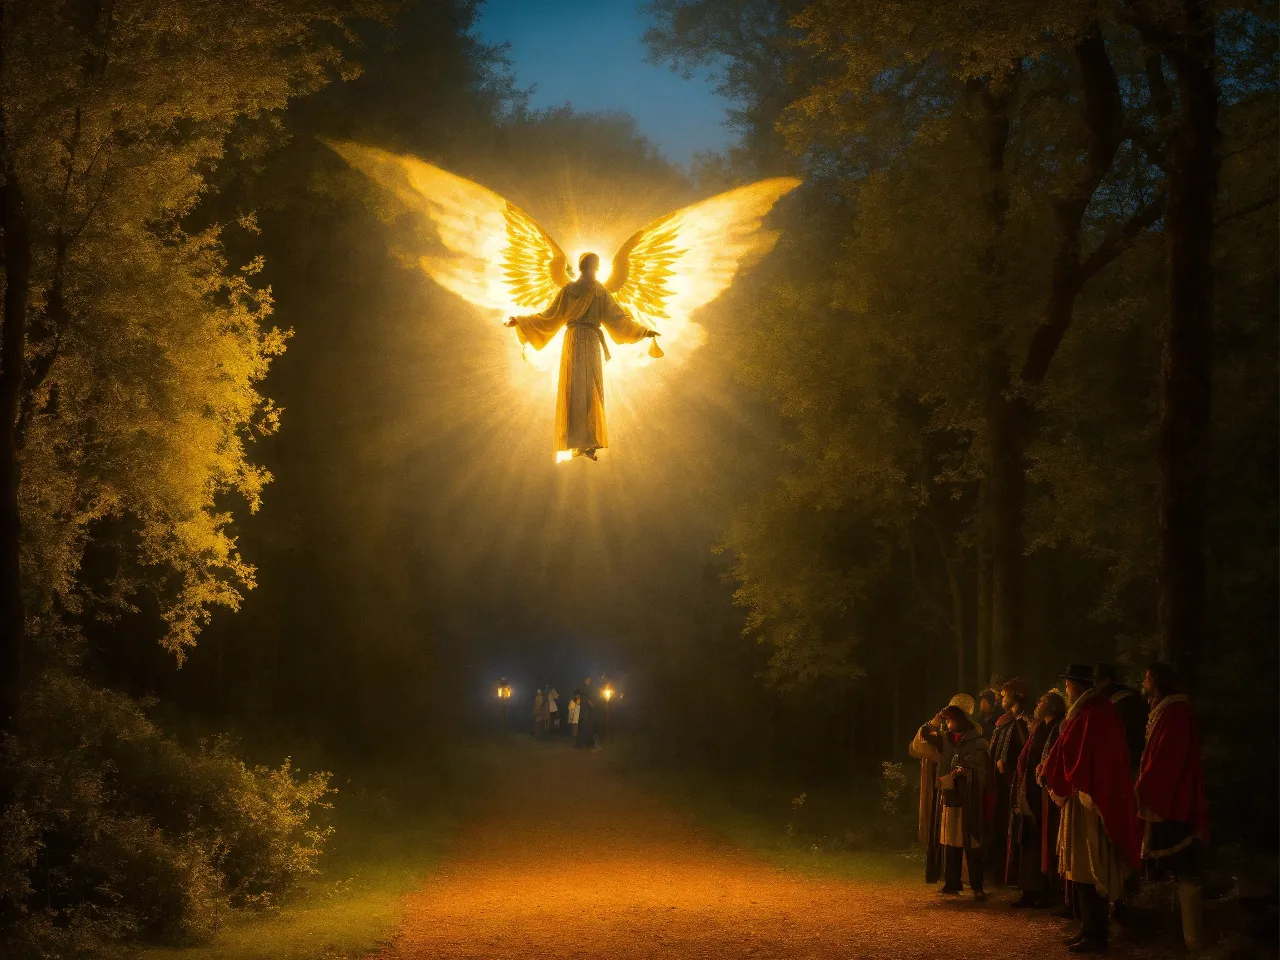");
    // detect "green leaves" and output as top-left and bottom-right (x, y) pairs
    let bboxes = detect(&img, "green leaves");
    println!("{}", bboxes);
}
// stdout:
(5, 0), (396, 657)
